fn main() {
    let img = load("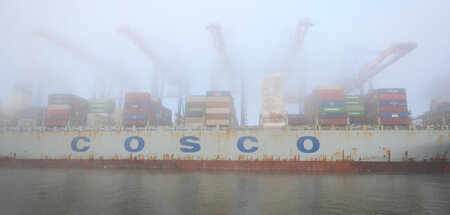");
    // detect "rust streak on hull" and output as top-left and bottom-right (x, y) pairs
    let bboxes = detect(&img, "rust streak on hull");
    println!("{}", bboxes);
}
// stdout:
(0, 158), (448, 172)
